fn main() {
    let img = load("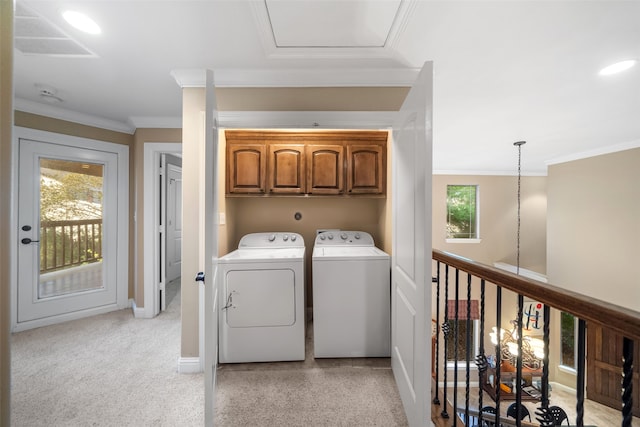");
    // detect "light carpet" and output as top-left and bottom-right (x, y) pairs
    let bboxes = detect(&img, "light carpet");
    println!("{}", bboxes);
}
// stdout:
(12, 280), (407, 426)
